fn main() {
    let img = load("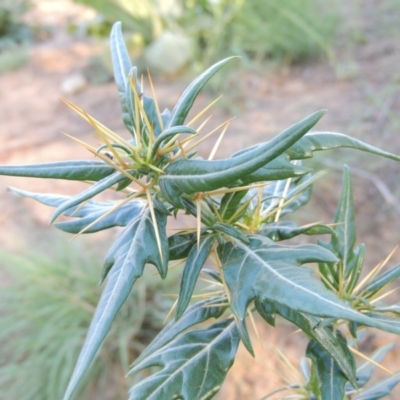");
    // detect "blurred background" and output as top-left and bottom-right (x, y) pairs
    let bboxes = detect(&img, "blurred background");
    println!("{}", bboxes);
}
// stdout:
(1, 0), (400, 398)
